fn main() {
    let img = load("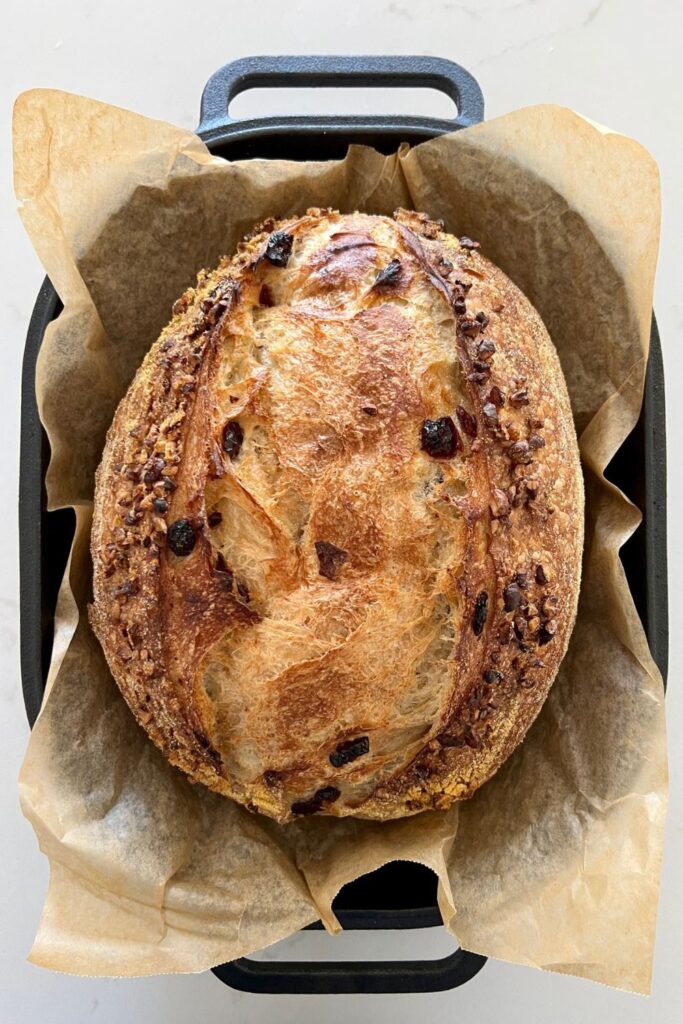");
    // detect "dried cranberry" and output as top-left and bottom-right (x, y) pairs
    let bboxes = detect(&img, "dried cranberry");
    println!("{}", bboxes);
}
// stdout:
(265, 230), (294, 267)
(214, 553), (234, 590)
(315, 541), (347, 580)
(374, 258), (402, 289)
(143, 457), (165, 484)
(167, 518), (196, 556)
(208, 510), (223, 528)
(456, 406), (478, 438)
(222, 421), (244, 460)
(153, 498), (168, 514)
(421, 417), (461, 459)
(503, 582), (523, 611)
(472, 591), (488, 636)
(259, 283), (275, 307)
(488, 385), (505, 407)
(330, 736), (370, 768)
(535, 564), (548, 586)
